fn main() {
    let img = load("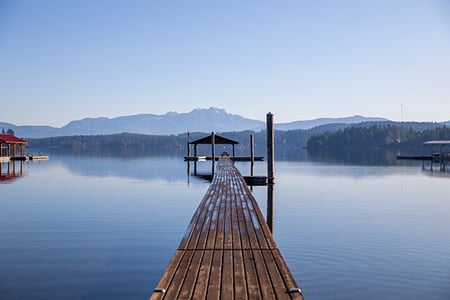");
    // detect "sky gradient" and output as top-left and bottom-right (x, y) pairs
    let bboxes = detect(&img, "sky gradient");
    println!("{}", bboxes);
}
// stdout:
(1, 0), (450, 127)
